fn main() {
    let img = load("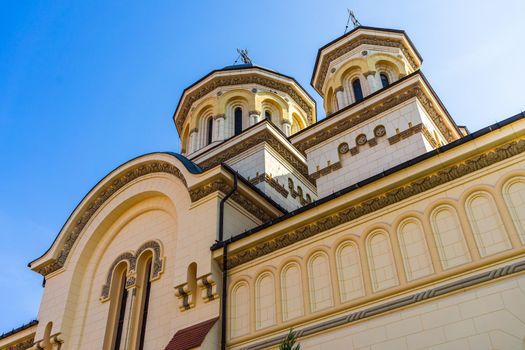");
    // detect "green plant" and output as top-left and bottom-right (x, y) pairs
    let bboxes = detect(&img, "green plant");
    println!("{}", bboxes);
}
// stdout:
(279, 329), (300, 350)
